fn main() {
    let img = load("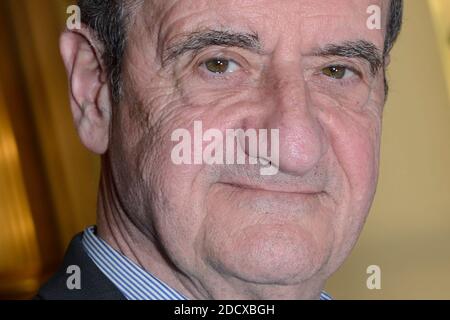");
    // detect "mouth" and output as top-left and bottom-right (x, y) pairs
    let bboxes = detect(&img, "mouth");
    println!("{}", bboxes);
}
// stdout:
(220, 182), (325, 196)
(217, 182), (328, 216)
